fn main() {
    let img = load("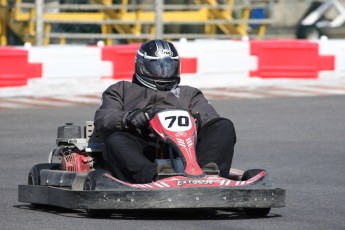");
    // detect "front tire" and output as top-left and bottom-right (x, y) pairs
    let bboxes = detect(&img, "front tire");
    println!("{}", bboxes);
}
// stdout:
(27, 163), (60, 209)
(241, 169), (265, 181)
(28, 163), (61, 185)
(242, 169), (271, 217)
(244, 208), (271, 217)
(83, 170), (112, 218)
